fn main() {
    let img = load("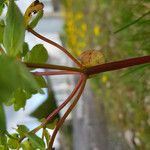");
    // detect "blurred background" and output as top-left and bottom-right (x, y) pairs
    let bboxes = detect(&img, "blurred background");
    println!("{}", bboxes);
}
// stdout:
(5, 0), (150, 150)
